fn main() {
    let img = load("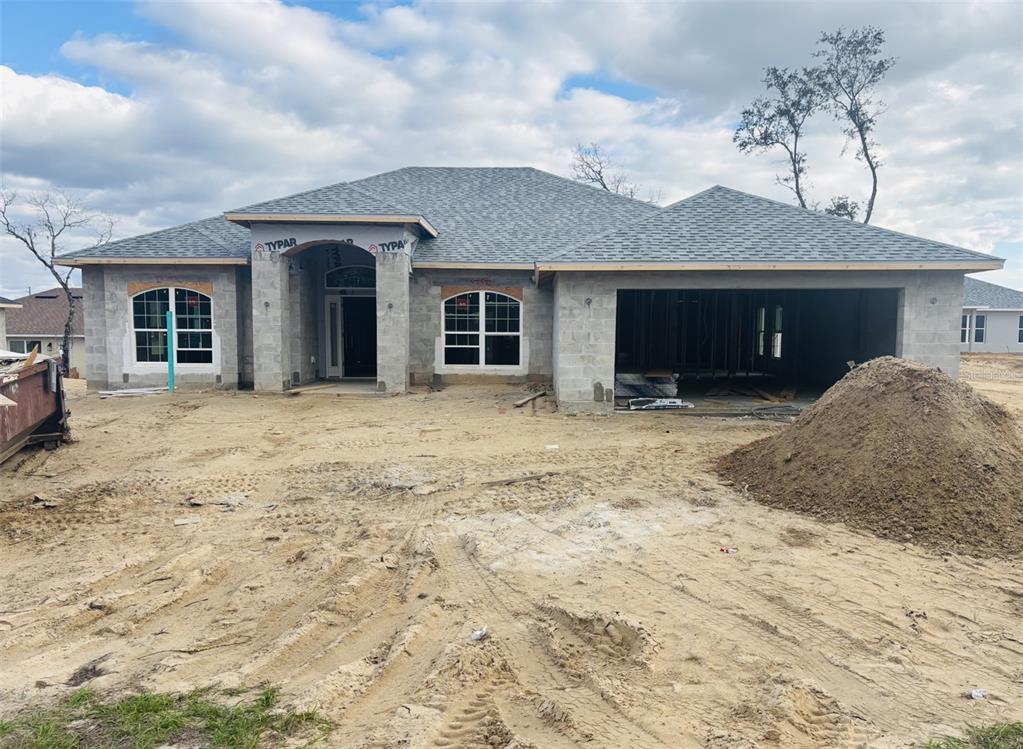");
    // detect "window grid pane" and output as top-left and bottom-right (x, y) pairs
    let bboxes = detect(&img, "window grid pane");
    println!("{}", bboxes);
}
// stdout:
(132, 287), (213, 365)
(485, 293), (520, 333)
(444, 293), (480, 333)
